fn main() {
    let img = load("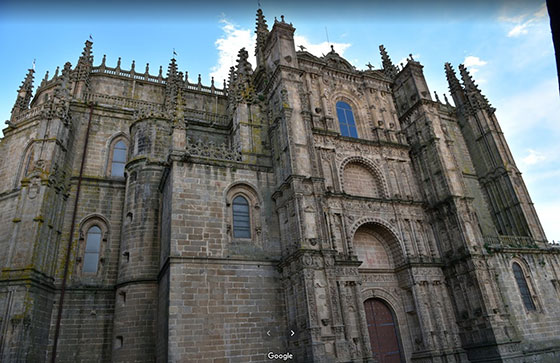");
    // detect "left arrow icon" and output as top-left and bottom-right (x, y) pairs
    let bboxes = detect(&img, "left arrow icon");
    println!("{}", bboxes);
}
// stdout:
(267, 330), (271, 336)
